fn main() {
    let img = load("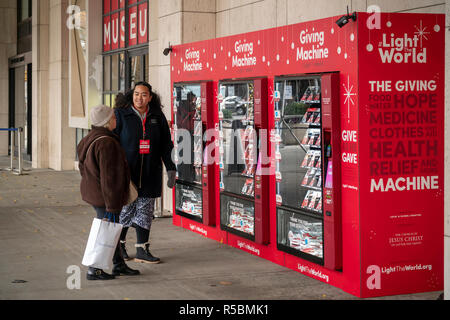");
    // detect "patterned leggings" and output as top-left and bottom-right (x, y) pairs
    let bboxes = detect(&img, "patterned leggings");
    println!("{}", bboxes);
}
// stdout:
(119, 197), (156, 231)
